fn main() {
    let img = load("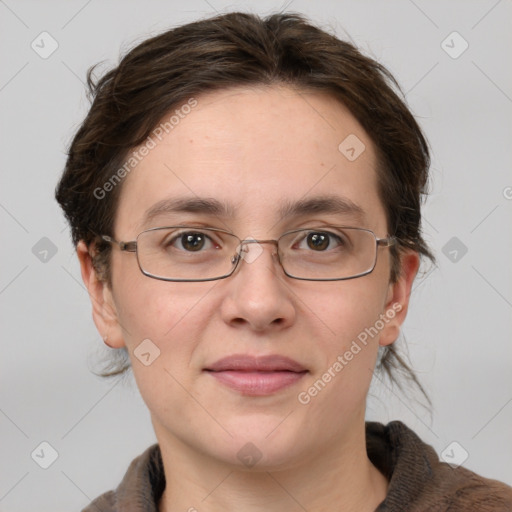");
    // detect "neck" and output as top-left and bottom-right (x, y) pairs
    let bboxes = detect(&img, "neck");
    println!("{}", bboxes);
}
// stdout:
(156, 421), (388, 512)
